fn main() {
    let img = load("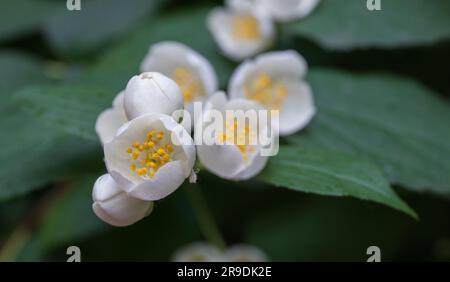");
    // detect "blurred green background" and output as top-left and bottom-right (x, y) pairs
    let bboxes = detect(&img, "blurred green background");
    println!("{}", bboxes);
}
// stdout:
(0, 0), (449, 261)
